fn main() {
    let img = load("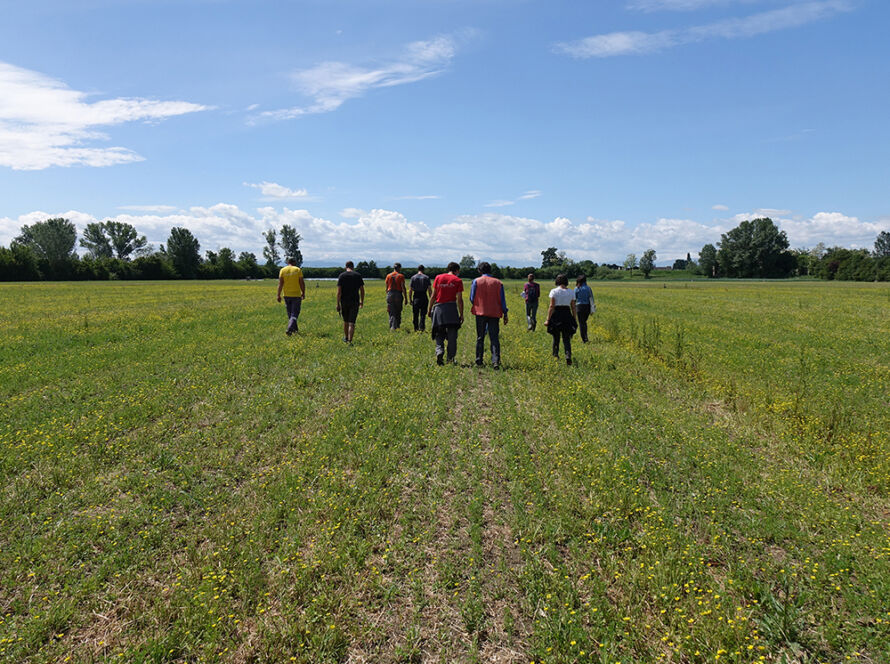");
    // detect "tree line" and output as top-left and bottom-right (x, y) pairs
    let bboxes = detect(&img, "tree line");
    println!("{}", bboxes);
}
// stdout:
(0, 219), (305, 282)
(694, 219), (889, 281)
(2, 216), (887, 282)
